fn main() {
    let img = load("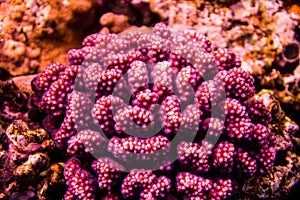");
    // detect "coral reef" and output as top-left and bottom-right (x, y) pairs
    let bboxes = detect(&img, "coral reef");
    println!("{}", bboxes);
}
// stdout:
(0, 0), (99, 75)
(0, 120), (64, 200)
(149, 0), (298, 75)
(0, 74), (65, 199)
(148, 4), (300, 197)
(0, 0), (299, 199)
(242, 89), (300, 199)
(28, 23), (286, 199)
(64, 157), (96, 200)
(148, 0), (300, 134)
